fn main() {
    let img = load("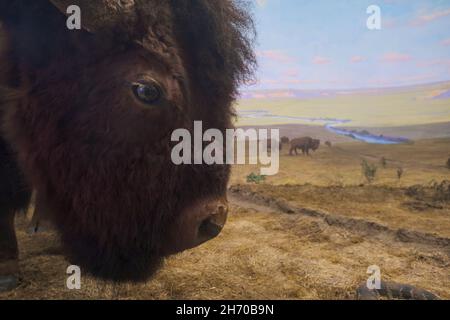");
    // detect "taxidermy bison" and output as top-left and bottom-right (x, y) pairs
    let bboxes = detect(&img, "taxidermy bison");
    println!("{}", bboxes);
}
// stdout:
(289, 137), (320, 156)
(0, 0), (255, 291)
